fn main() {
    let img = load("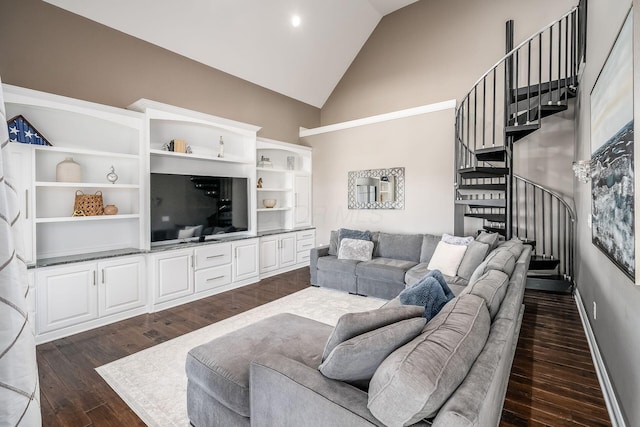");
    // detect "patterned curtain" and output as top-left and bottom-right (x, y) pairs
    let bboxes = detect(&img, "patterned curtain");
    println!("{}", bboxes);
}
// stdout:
(0, 78), (41, 425)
